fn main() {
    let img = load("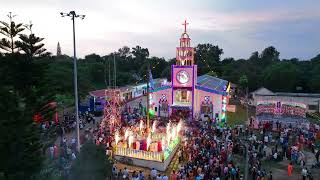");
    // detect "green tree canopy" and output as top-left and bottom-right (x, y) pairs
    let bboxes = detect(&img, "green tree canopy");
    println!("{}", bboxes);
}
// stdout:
(0, 12), (25, 53)
(15, 33), (47, 58)
(263, 61), (301, 92)
(69, 141), (112, 180)
(194, 43), (223, 75)
(239, 74), (248, 89)
(260, 46), (280, 65)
